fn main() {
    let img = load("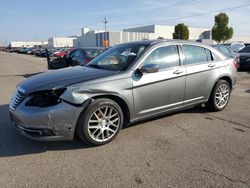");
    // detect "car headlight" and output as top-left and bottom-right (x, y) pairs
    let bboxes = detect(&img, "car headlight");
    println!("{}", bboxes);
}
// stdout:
(25, 88), (66, 107)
